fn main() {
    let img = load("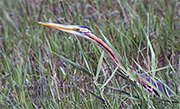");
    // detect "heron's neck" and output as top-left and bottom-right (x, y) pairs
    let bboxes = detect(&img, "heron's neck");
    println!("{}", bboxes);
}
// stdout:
(84, 33), (124, 68)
